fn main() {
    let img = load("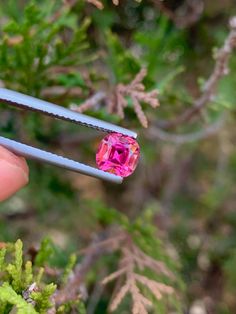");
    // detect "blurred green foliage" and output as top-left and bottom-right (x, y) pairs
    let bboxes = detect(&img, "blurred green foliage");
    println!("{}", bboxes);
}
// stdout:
(0, 2), (92, 95)
(0, 0), (236, 313)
